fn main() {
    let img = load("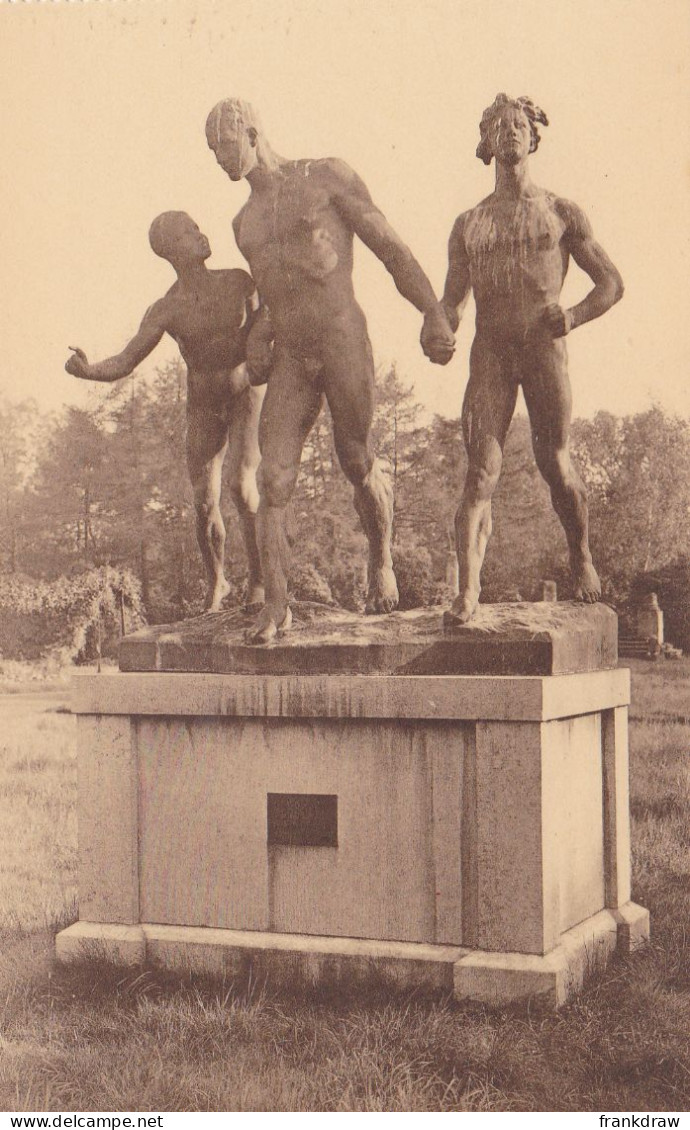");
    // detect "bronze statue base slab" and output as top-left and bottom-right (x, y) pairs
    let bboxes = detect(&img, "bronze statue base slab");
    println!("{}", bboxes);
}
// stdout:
(118, 600), (618, 677)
